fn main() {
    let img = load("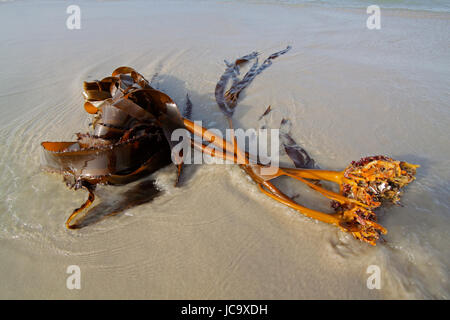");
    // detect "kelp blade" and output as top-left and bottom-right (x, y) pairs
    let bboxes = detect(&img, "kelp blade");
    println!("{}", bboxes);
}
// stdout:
(41, 134), (171, 182)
